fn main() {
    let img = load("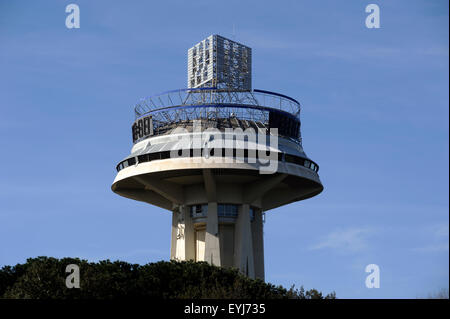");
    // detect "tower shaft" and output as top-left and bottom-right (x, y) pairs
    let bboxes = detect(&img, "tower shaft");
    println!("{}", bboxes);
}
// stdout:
(170, 179), (265, 279)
